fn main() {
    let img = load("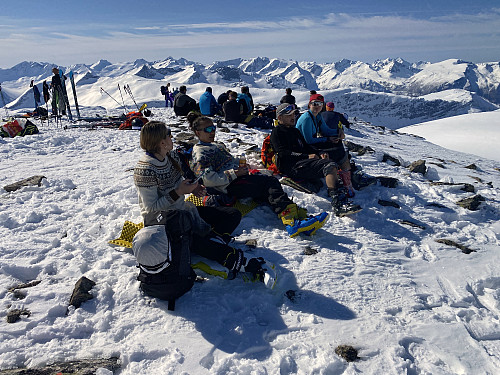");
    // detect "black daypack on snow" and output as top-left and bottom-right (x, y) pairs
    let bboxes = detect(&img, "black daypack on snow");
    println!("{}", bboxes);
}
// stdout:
(136, 210), (196, 310)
